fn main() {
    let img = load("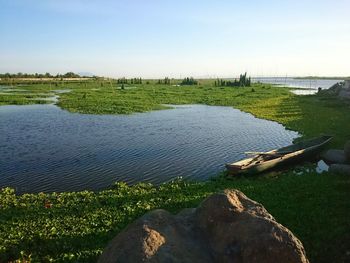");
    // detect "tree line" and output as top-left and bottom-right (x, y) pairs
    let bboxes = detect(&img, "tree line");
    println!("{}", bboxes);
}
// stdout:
(214, 73), (251, 87)
(157, 77), (171, 85)
(117, 78), (142, 84)
(181, 77), (198, 85)
(0, 72), (86, 79)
